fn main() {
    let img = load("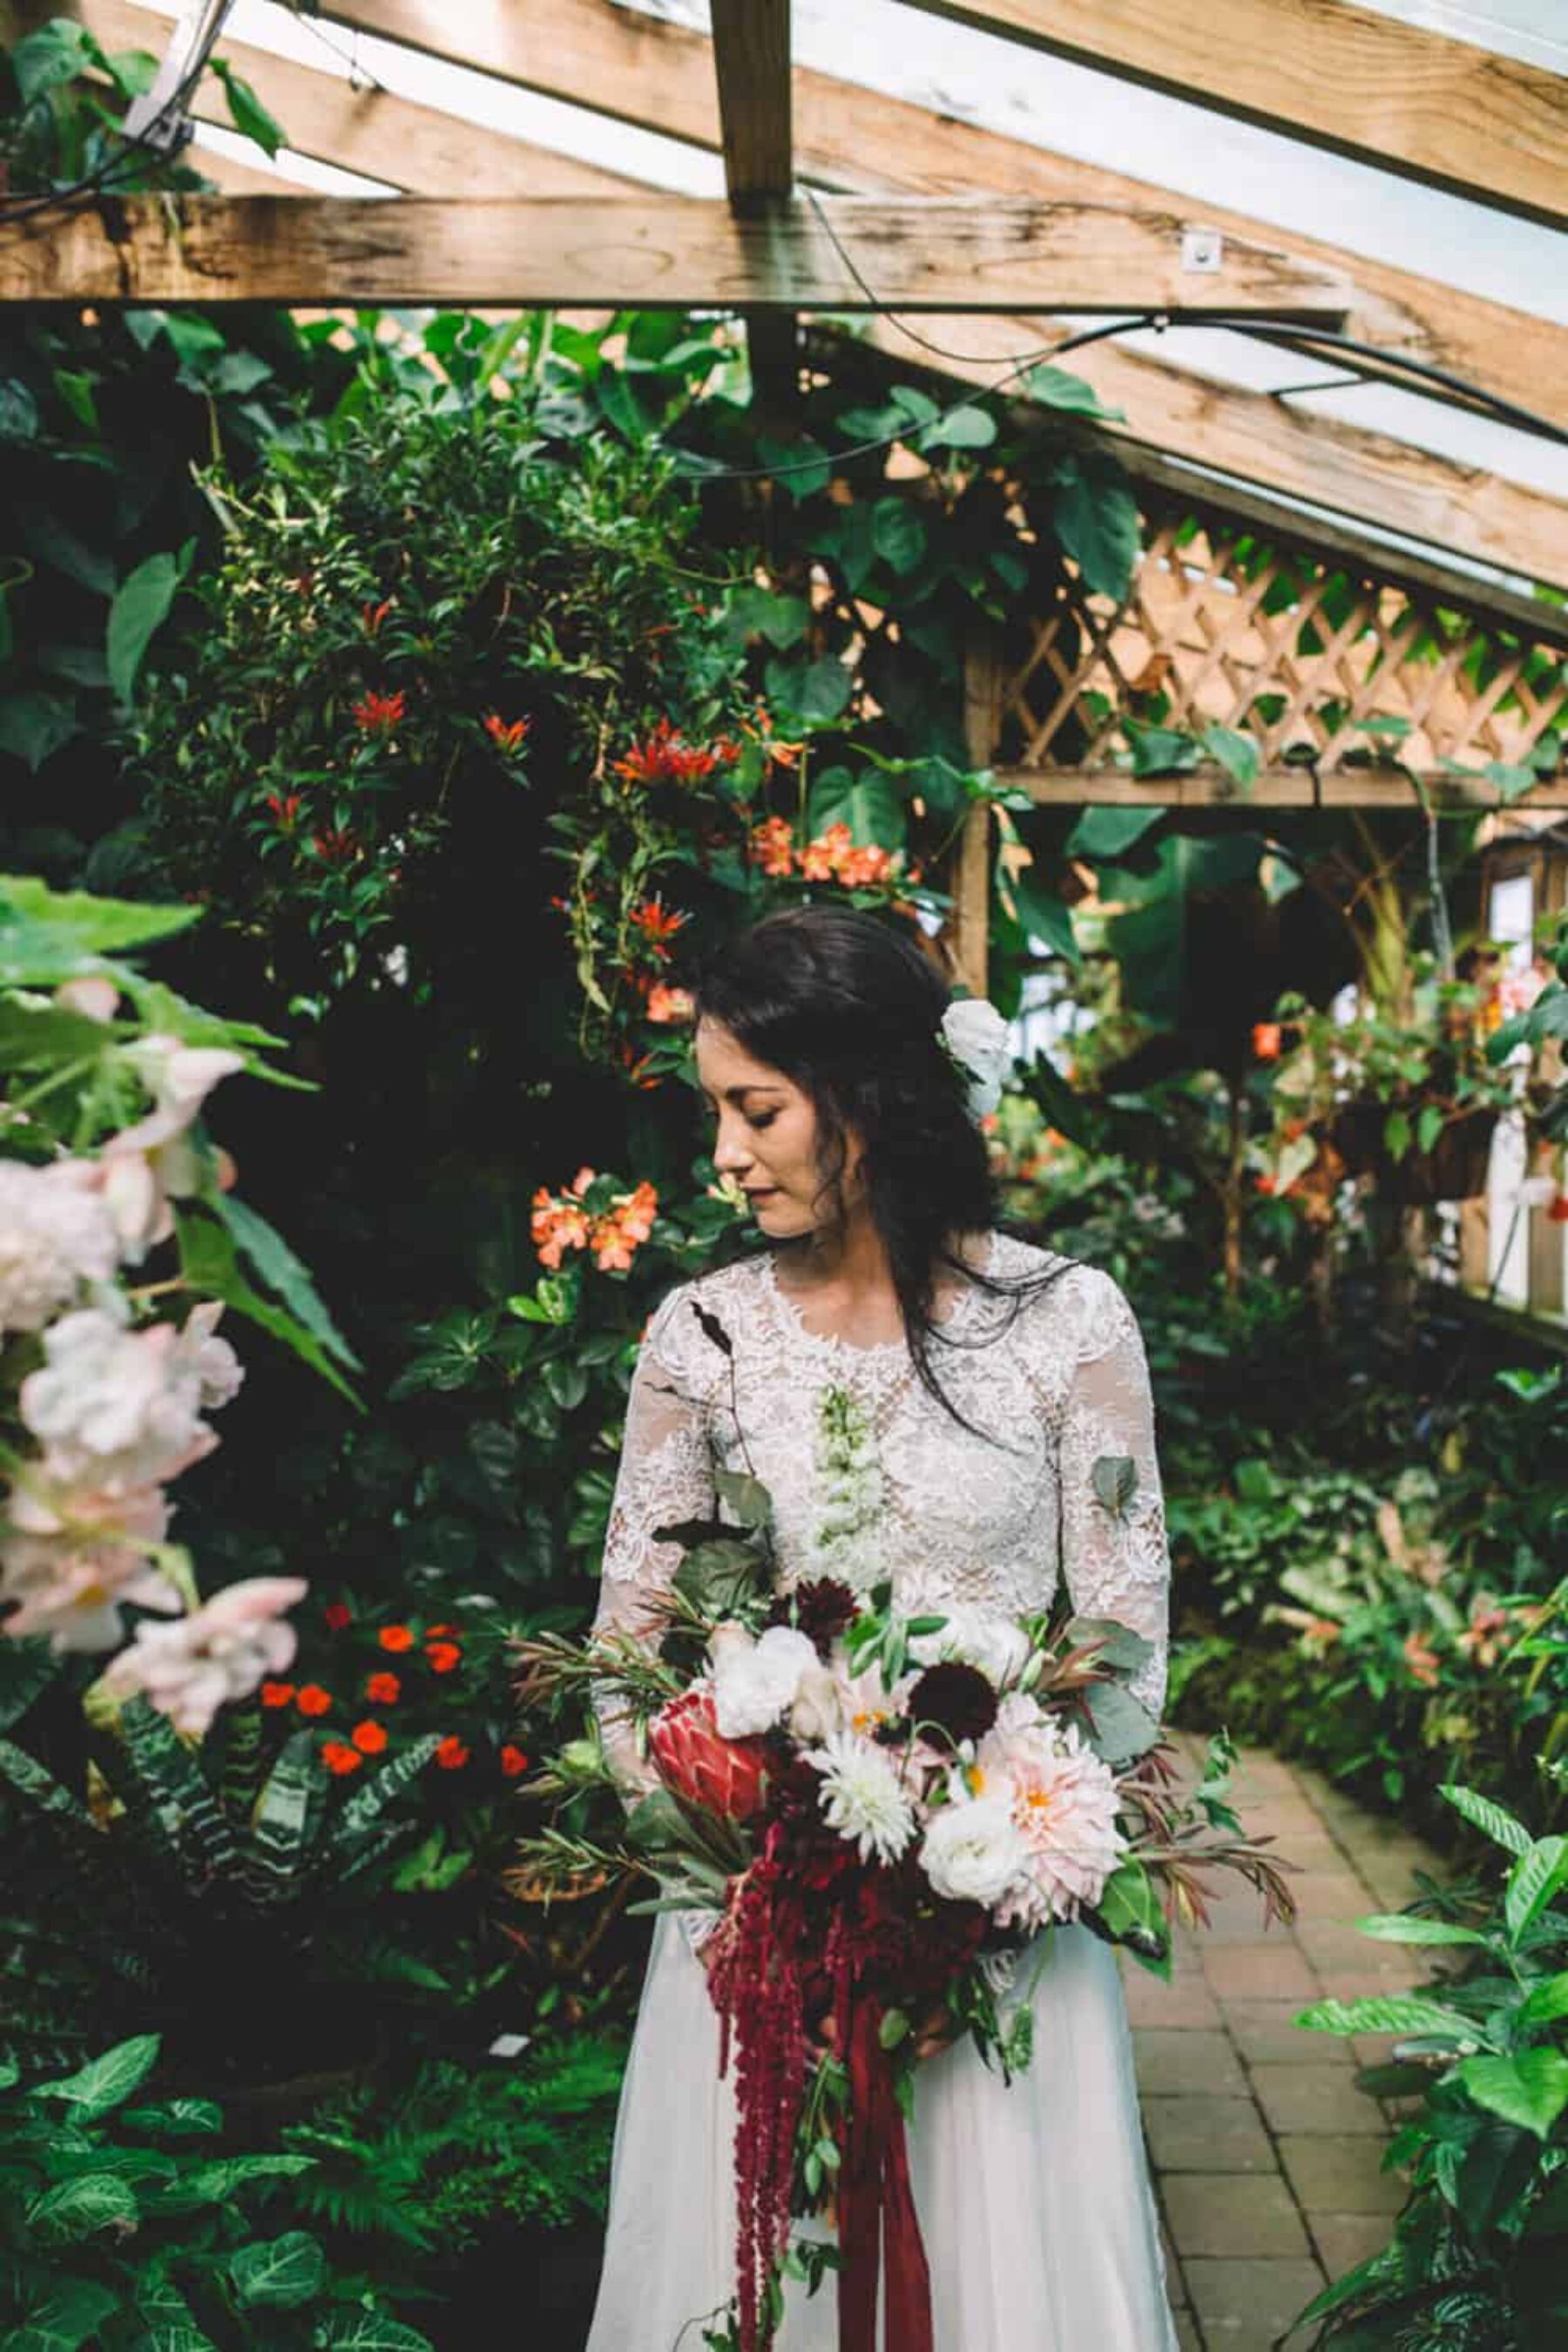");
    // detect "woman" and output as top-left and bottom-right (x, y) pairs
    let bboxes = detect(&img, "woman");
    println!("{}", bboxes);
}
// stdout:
(585, 904), (1178, 2351)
